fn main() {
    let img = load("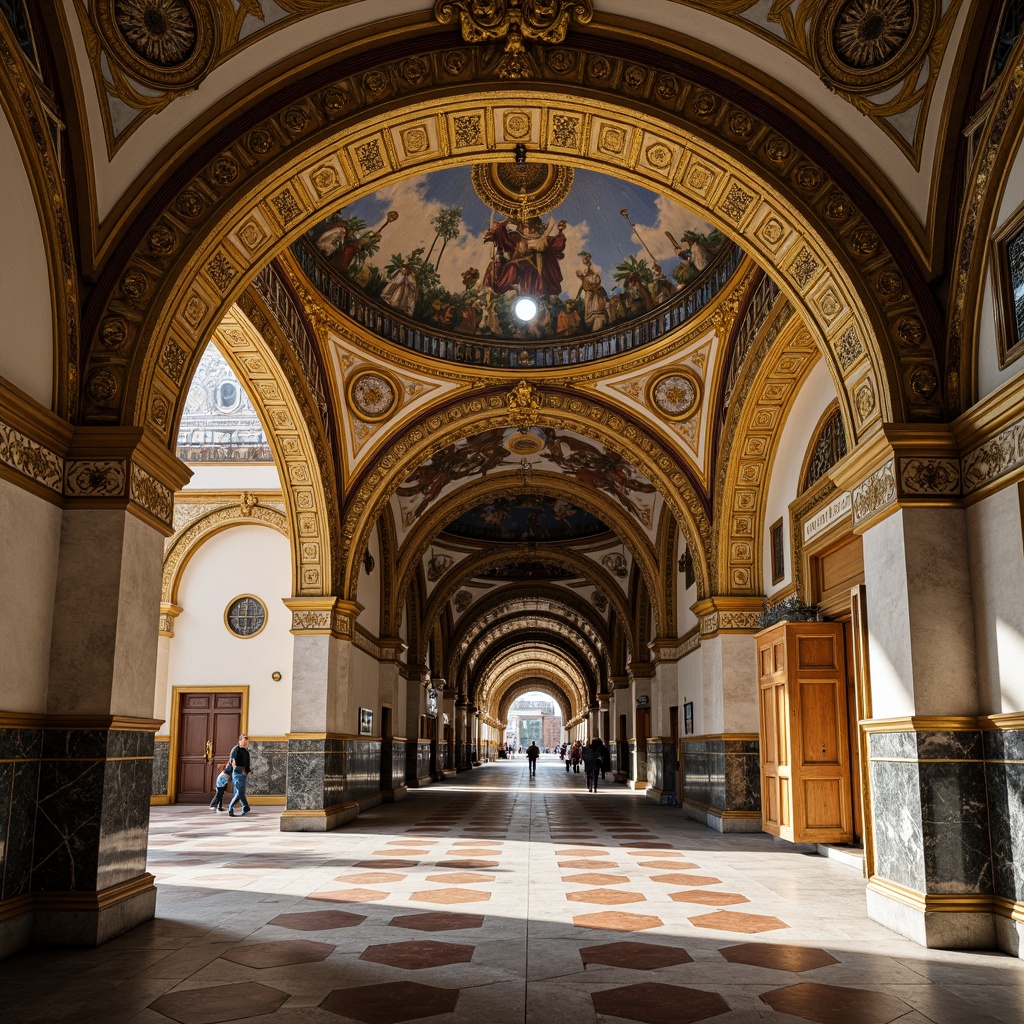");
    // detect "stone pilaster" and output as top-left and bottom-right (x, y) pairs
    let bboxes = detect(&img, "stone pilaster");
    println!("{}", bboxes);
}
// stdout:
(684, 597), (762, 832)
